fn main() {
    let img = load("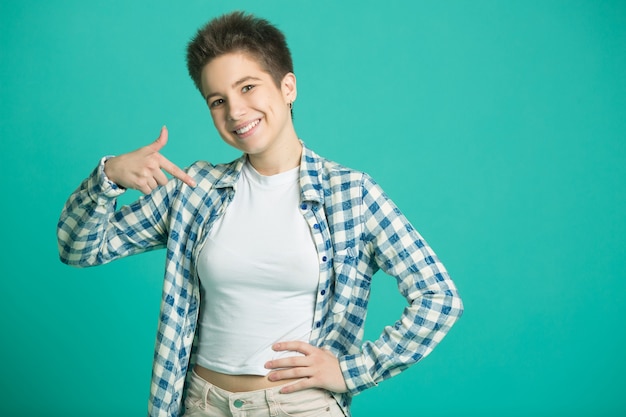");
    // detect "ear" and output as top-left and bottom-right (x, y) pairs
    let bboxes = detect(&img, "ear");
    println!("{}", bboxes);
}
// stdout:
(281, 72), (297, 104)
